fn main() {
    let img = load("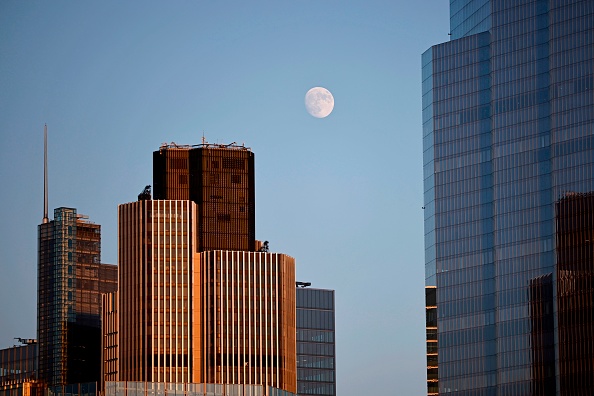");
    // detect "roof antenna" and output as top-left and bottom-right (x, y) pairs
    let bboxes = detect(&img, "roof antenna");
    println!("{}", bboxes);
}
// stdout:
(202, 131), (206, 145)
(43, 124), (49, 224)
